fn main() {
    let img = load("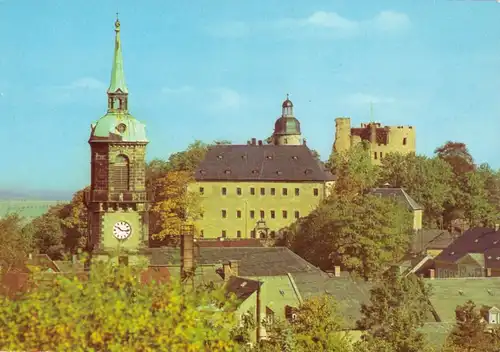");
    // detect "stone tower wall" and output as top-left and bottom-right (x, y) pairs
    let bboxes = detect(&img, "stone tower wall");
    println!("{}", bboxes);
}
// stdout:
(333, 117), (351, 153)
(368, 126), (416, 165)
